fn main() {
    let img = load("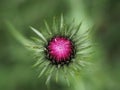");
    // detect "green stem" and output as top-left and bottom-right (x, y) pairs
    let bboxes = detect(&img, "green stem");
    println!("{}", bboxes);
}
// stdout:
(5, 21), (31, 46)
